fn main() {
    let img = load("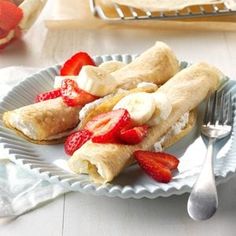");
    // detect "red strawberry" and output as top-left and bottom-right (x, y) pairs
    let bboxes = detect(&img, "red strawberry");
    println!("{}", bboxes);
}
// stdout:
(0, 27), (21, 50)
(119, 125), (148, 144)
(64, 129), (92, 156)
(0, 1), (23, 31)
(134, 151), (179, 183)
(60, 52), (95, 76)
(35, 88), (61, 103)
(61, 79), (98, 107)
(135, 153), (172, 183)
(134, 151), (179, 170)
(85, 109), (132, 144)
(0, 28), (9, 38)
